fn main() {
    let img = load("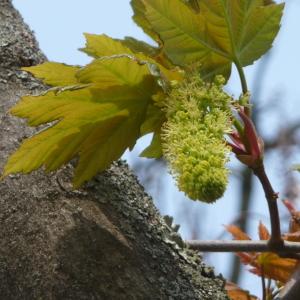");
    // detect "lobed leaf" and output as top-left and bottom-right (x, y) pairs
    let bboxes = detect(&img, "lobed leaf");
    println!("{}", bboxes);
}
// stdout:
(4, 44), (165, 186)
(132, 0), (284, 80)
(5, 99), (128, 180)
(81, 33), (136, 58)
(79, 34), (183, 86)
(254, 253), (297, 283)
(23, 62), (80, 86)
(140, 130), (163, 158)
(226, 223), (298, 283)
(225, 281), (258, 300)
